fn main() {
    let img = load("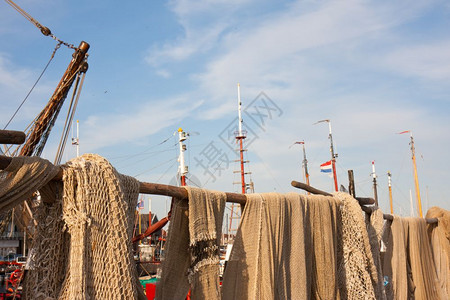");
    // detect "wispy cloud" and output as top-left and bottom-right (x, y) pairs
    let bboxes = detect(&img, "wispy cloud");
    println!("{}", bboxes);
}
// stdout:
(82, 96), (203, 152)
(382, 41), (450, 81)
